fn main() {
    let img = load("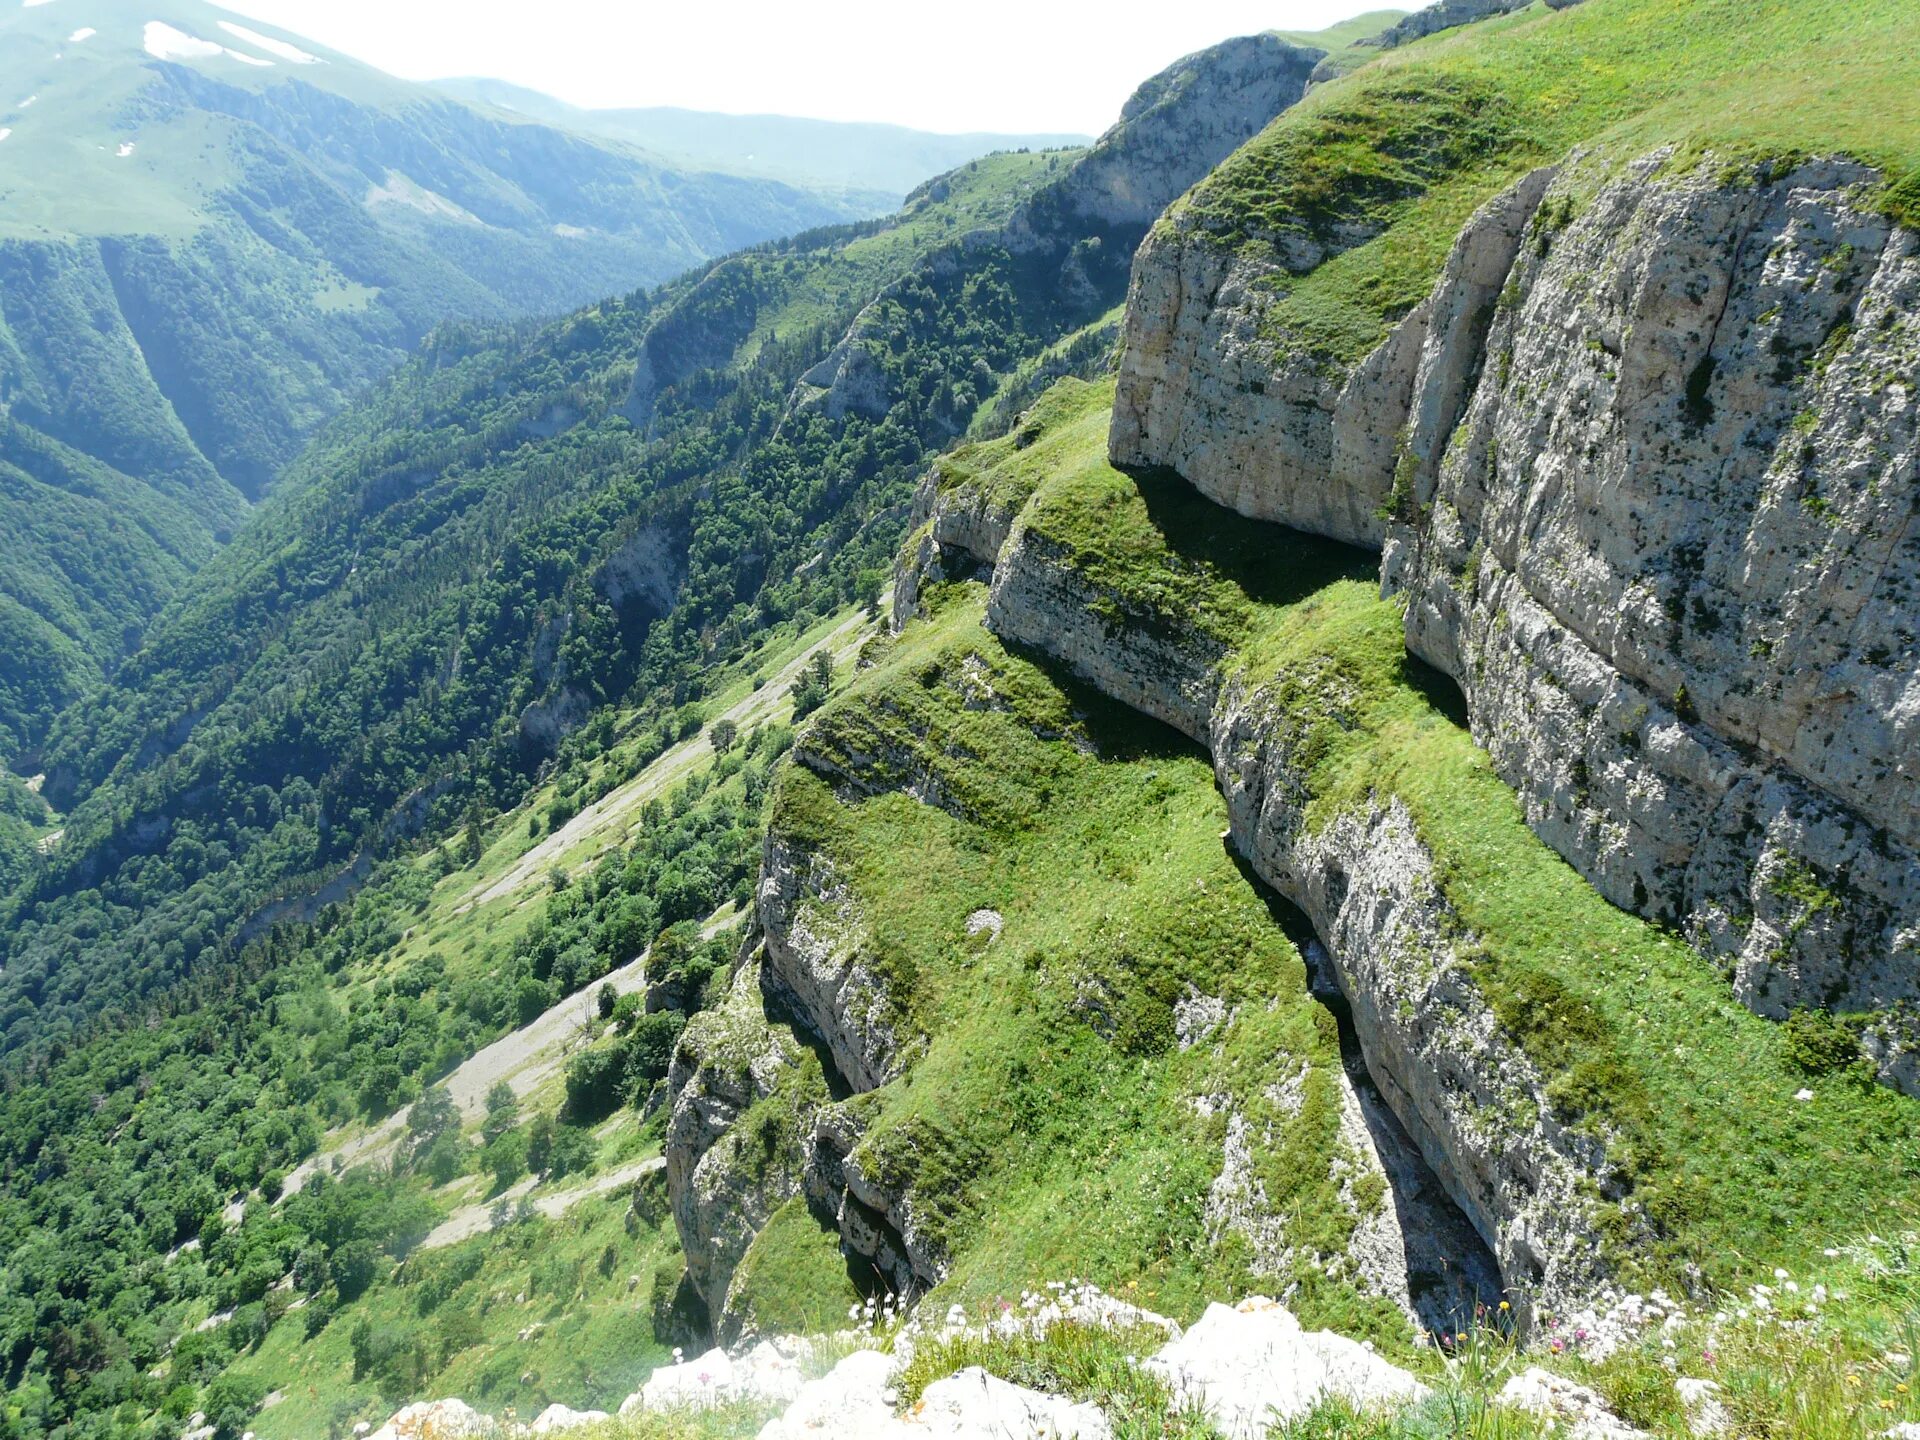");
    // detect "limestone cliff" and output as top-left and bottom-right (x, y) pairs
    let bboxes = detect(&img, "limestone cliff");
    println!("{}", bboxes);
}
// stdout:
(935, 493), (1623, 1322)
(1115, 151), (1920, 1085)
